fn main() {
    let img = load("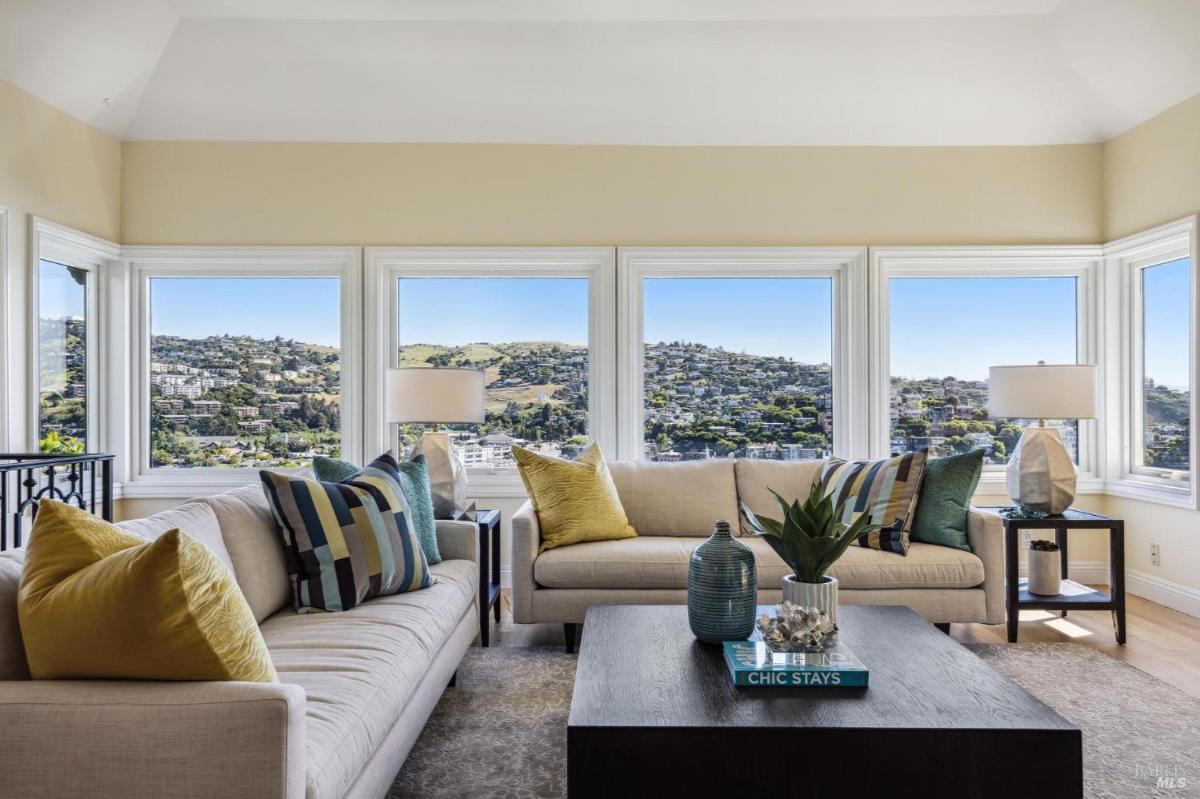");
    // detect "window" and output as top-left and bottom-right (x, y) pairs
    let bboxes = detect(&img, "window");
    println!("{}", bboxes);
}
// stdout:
(37, 260), (92, 452)
(366, 248), (616, 484)
(619, 248), (867, 462)
(123, 247), (362, 491)
(642, 277), (834, 461)
(1105, 217), (1197, 507)
(871, 247), (1101, 480)
(31, 218), (117, 454)
(148, 277), (342, 468)
(395, 277), (590, 468)
(1139, 257), (1191, 473)
(888, 275), (1080, 465)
